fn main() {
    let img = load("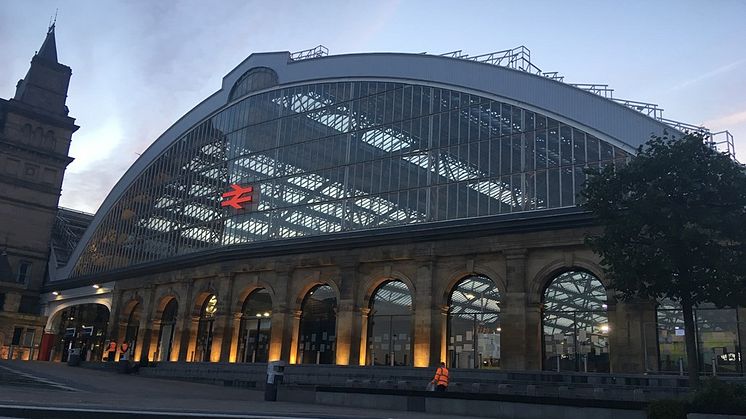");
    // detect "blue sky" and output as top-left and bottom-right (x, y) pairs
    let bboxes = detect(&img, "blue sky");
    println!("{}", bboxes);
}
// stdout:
(2, 0), (745, 213)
